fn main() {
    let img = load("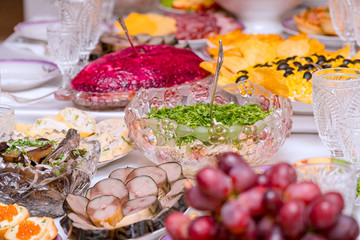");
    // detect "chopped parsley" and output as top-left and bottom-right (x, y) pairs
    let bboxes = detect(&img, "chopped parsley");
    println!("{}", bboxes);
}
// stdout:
(148, 103), (272, 145)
